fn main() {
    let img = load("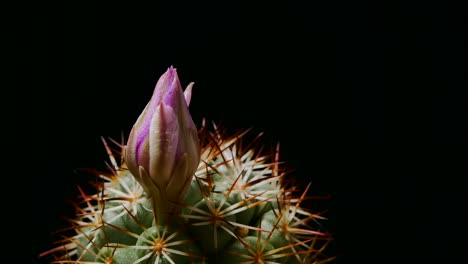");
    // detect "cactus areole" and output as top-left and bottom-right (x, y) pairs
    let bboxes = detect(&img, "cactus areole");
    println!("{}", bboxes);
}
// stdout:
(40, 67), (334, 264)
